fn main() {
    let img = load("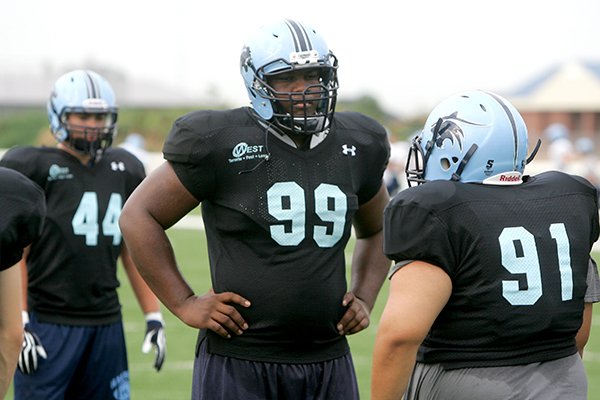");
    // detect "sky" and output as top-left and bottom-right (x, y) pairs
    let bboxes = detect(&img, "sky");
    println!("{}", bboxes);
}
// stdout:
(2, 0), (600, 117)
